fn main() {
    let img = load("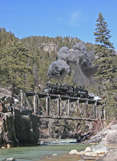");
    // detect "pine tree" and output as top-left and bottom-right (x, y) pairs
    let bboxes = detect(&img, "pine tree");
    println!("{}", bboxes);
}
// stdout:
(94, 12), (117, 120)
(94, 12), (114, 56)
(0, 40), (32, 104)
